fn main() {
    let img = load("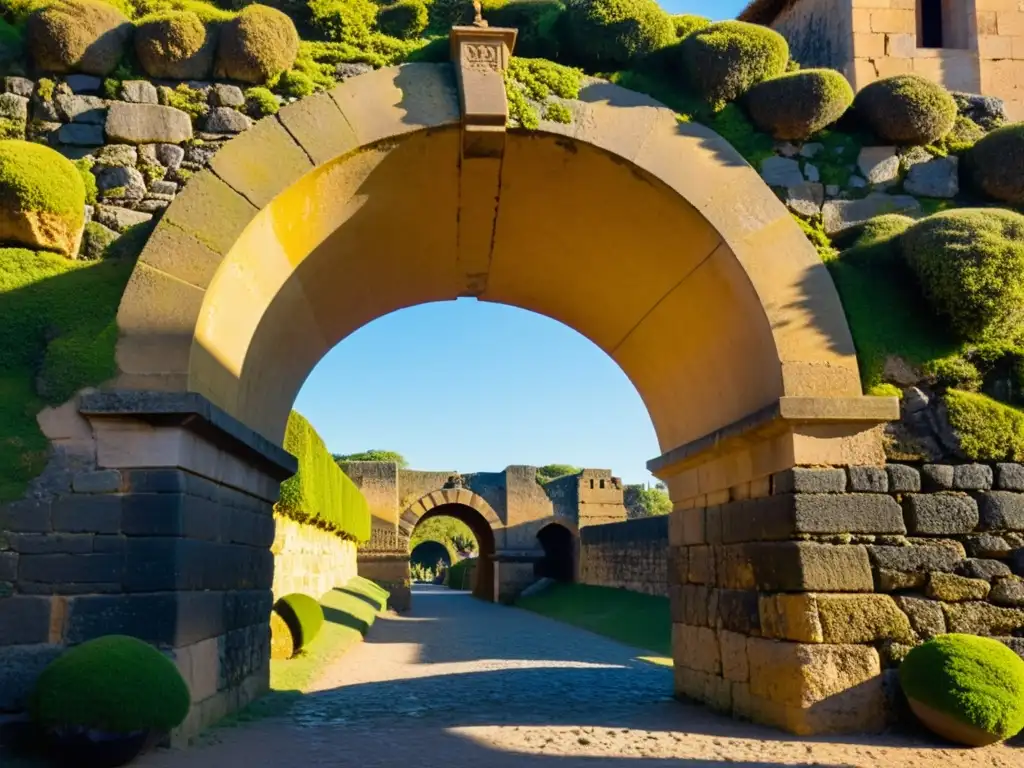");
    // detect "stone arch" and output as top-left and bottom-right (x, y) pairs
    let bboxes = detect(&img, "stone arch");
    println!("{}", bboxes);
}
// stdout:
(397, 487), (503, 539)
(113, 61), (892, 510)
(534, 517), (578, 583)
